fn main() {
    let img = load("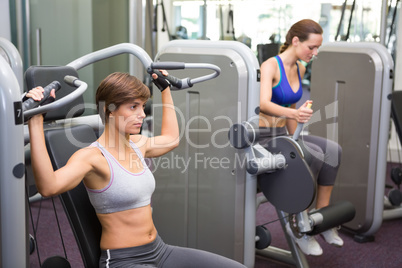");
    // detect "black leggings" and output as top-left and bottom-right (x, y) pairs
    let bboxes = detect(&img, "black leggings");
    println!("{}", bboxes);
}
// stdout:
(258, 127), (342, 186)
(99, 235), (247, 268)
